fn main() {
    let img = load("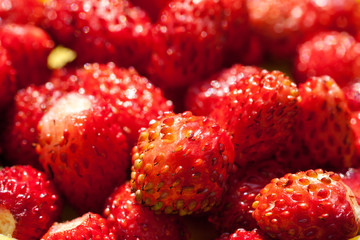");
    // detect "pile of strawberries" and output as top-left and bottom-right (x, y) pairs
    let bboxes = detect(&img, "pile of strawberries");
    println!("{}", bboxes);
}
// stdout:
(1, 0), (360, 239)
